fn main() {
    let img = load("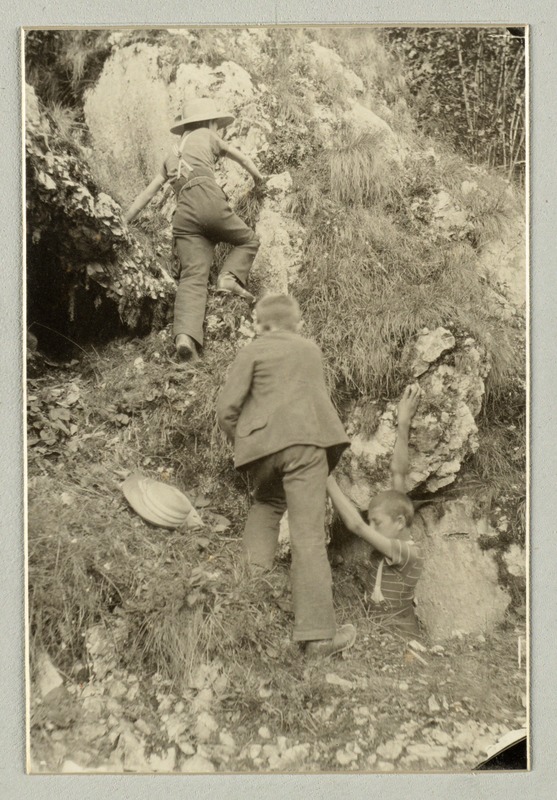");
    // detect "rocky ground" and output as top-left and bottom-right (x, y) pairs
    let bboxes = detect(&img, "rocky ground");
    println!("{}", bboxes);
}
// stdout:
(31, 599), (527, 774)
